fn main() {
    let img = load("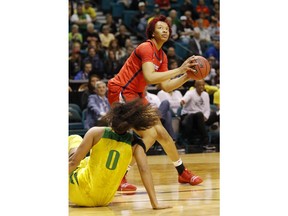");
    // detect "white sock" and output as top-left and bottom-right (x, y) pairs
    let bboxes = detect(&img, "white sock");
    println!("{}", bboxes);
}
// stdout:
(173, 158), (183, 167)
